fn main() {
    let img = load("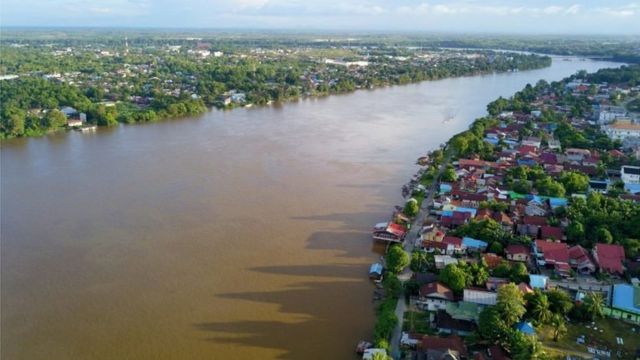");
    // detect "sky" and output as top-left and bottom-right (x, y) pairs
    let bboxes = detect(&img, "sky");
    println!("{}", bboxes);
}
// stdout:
(1, 0), (640, 34)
